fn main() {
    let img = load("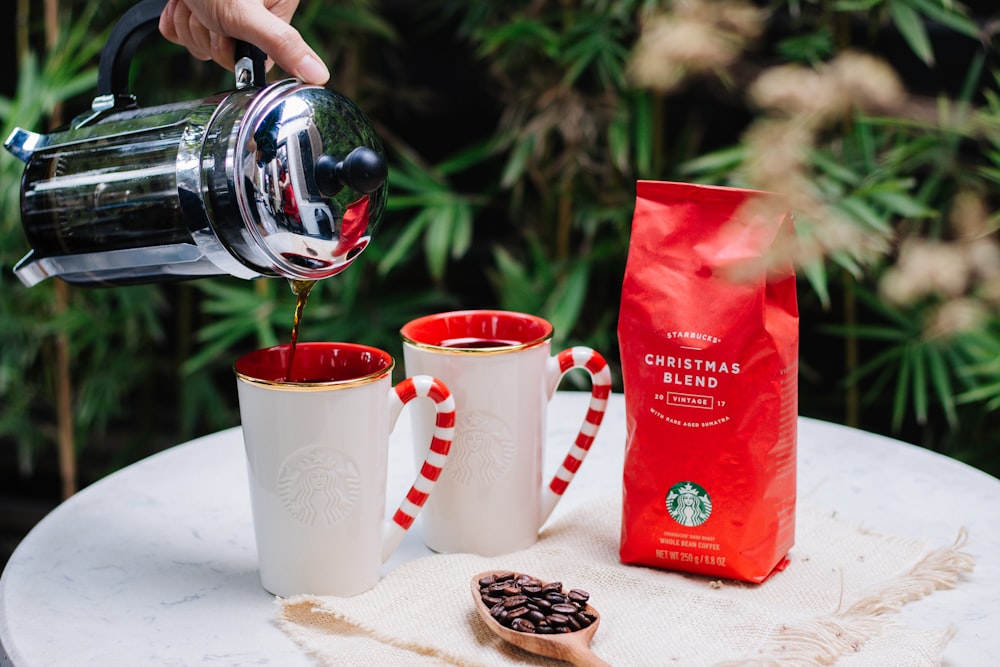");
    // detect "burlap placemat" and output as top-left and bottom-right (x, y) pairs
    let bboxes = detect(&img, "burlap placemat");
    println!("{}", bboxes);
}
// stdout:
(276, 496), (974, 666)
